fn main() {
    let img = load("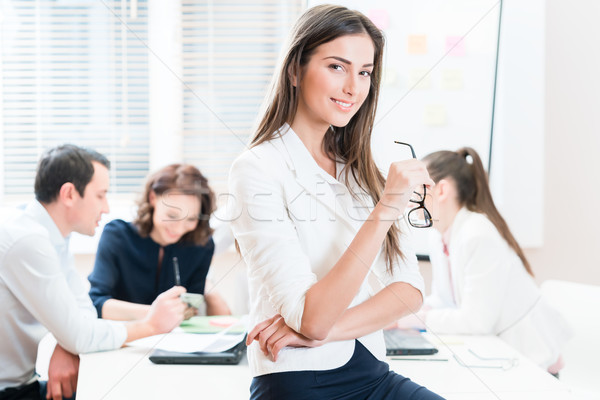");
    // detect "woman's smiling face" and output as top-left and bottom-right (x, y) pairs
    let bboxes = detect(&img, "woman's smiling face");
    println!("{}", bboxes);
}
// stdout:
(150, 191), (200, 246)
(293, 33), (375, 132)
